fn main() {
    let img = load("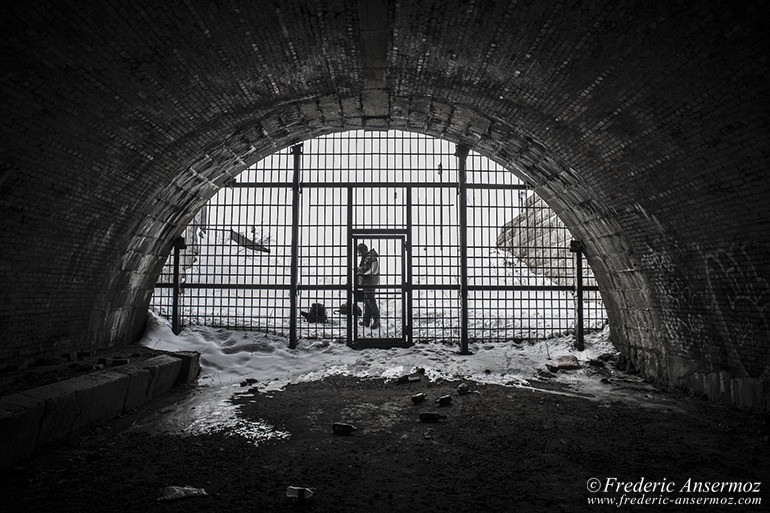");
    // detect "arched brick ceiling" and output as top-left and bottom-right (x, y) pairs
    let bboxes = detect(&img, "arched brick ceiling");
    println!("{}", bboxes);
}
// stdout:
(0, 1), (767, 409)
